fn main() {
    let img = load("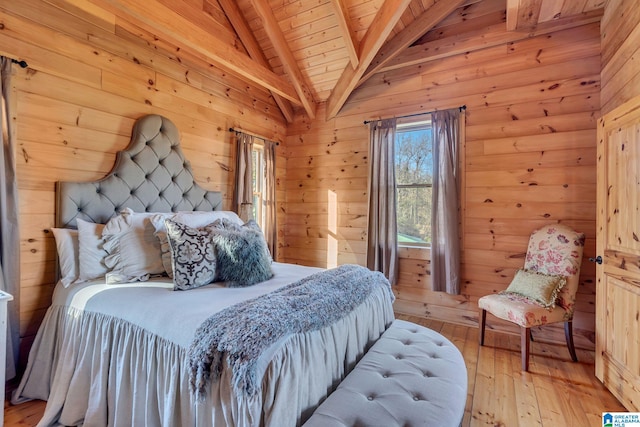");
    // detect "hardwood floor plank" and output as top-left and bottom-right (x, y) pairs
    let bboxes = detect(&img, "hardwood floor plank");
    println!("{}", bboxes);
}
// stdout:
(494, 333), (519, 426)
(461, 326), (479, 427)
(509, 336), (543, 426)
(471, 329), (497, 425)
